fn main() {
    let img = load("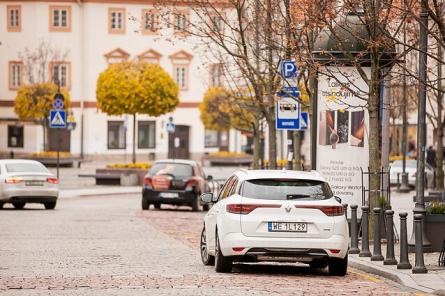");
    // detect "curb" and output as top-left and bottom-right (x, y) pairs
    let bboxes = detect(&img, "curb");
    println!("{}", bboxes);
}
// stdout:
(349, 257), (434, 293)
(59, 187), (141, 199)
